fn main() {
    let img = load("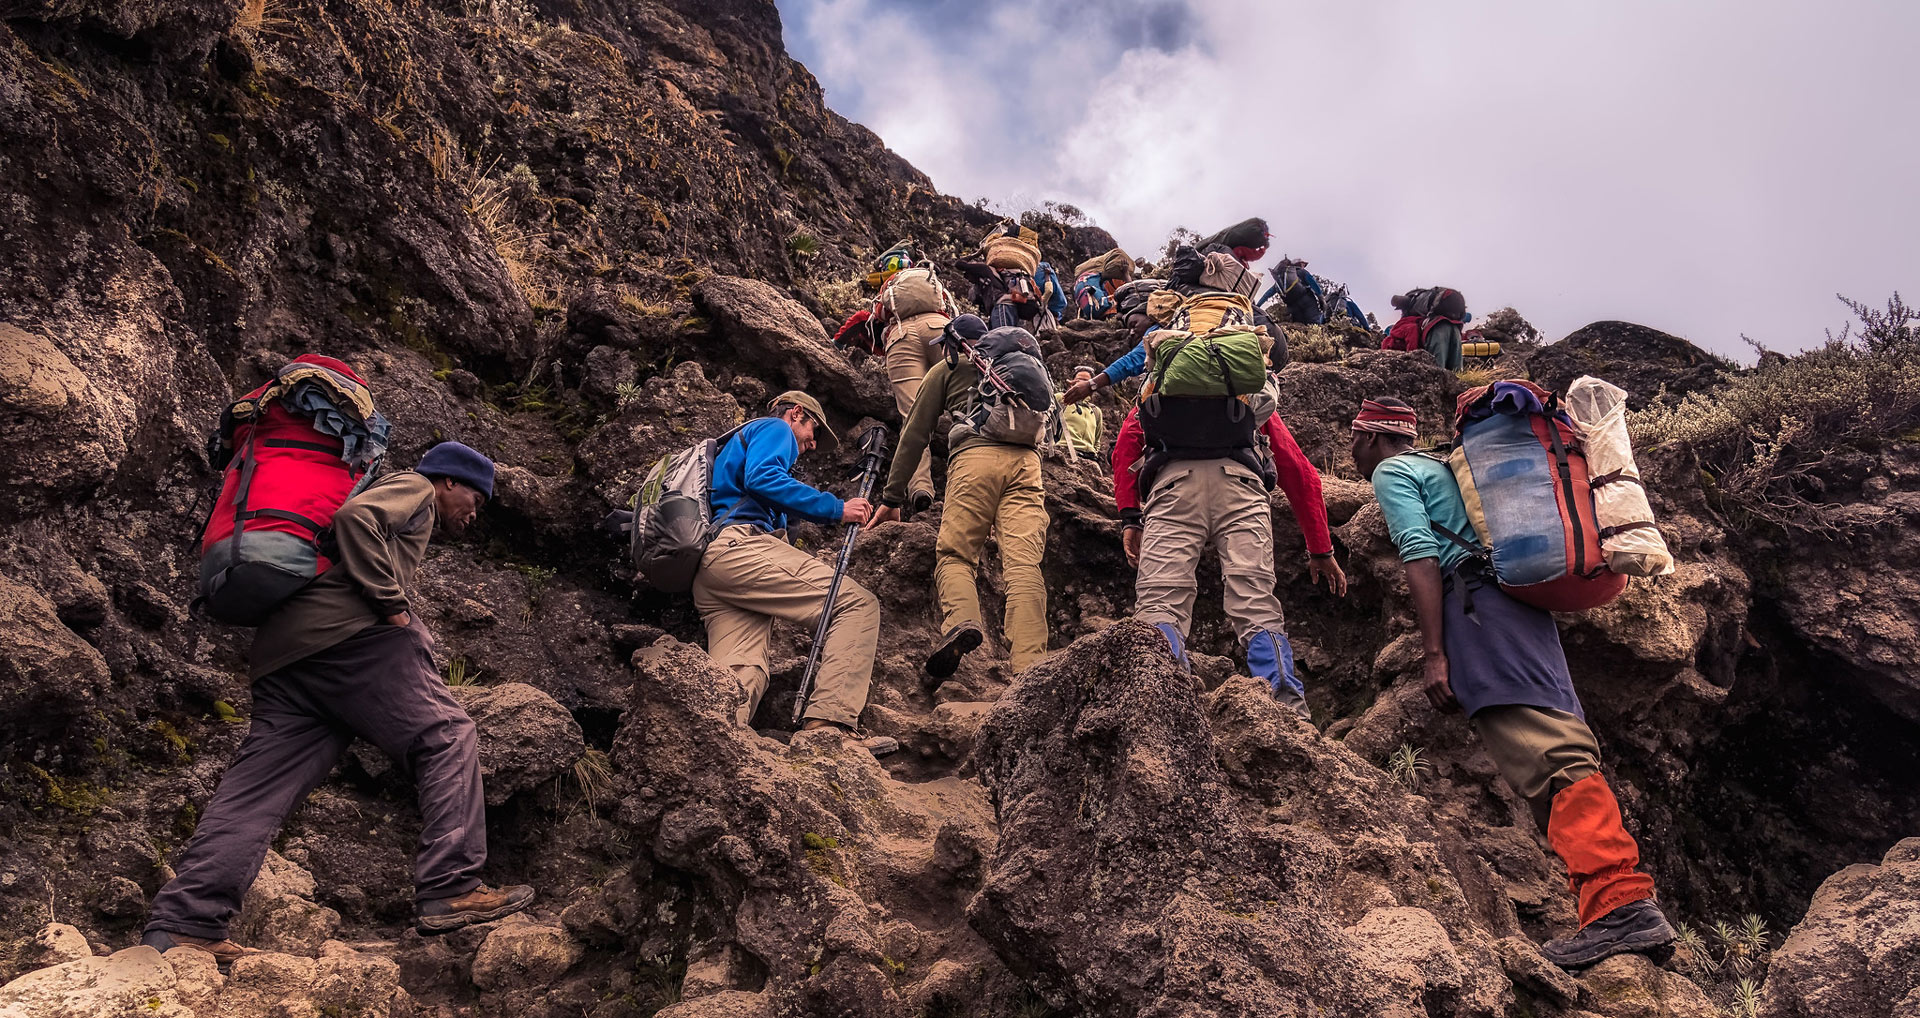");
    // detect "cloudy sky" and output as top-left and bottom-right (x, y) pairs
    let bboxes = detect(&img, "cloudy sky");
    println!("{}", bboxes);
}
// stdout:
(776, 0), (1918, 356)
